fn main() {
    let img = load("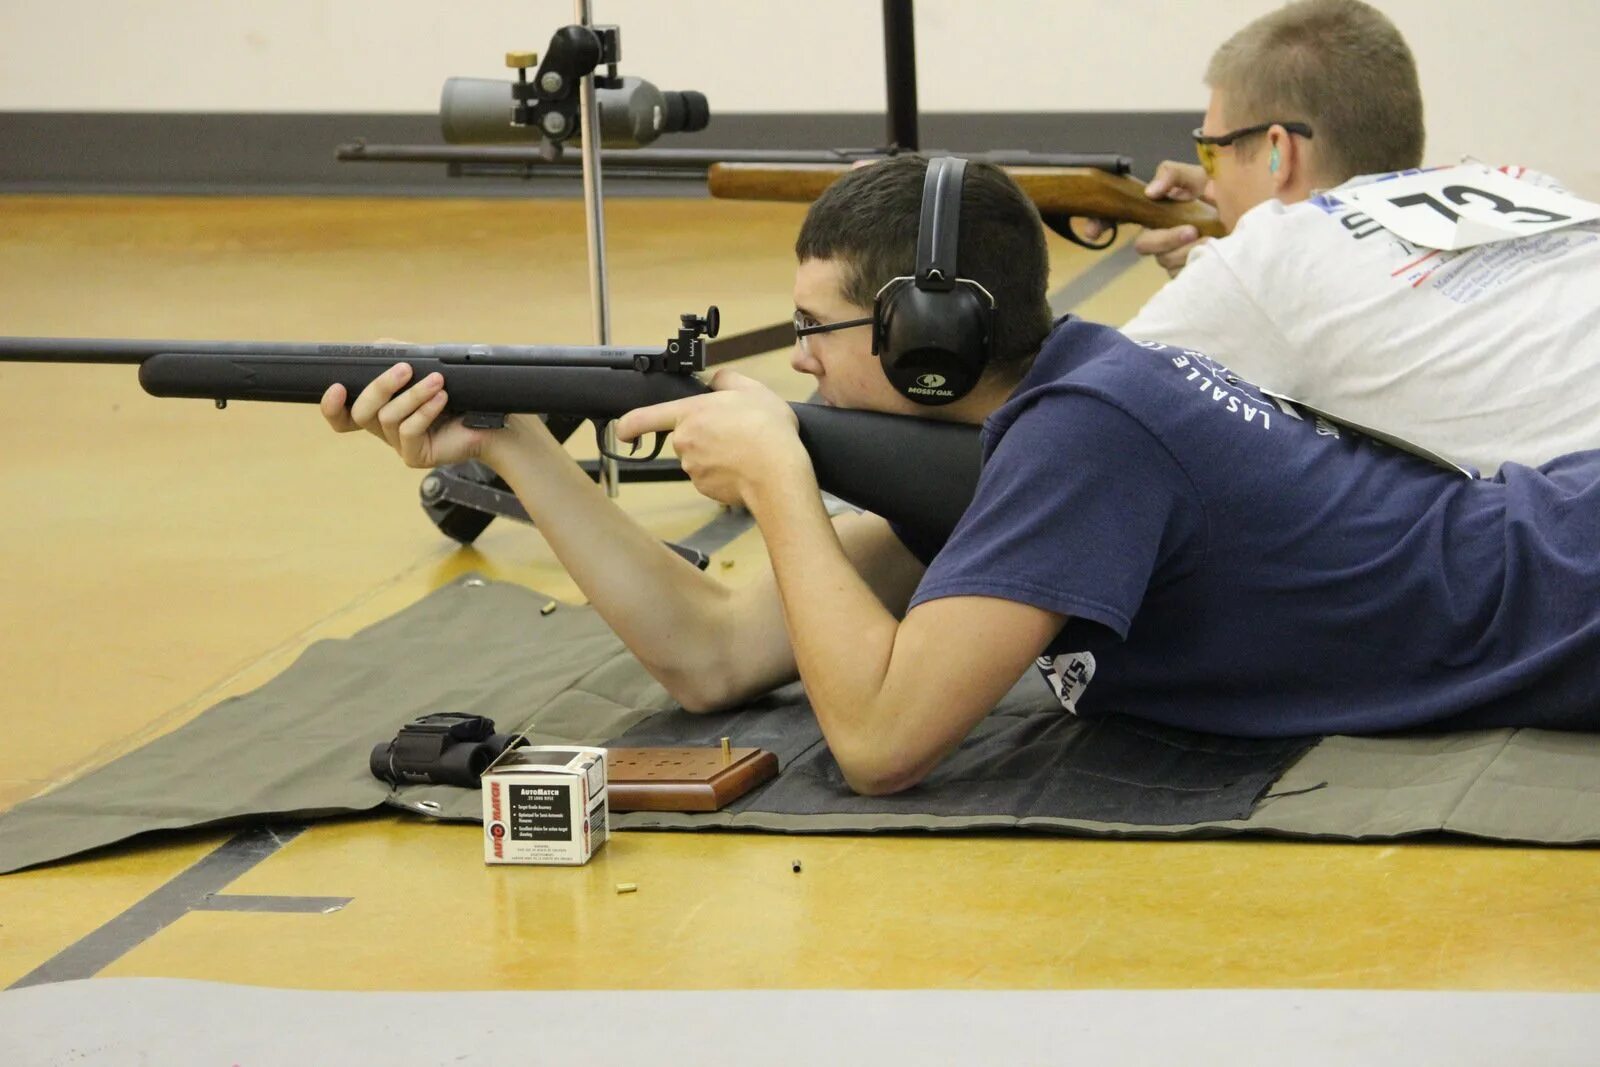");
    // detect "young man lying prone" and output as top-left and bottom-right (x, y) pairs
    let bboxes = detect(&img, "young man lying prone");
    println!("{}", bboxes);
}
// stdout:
(323, 156), (1600, 795)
